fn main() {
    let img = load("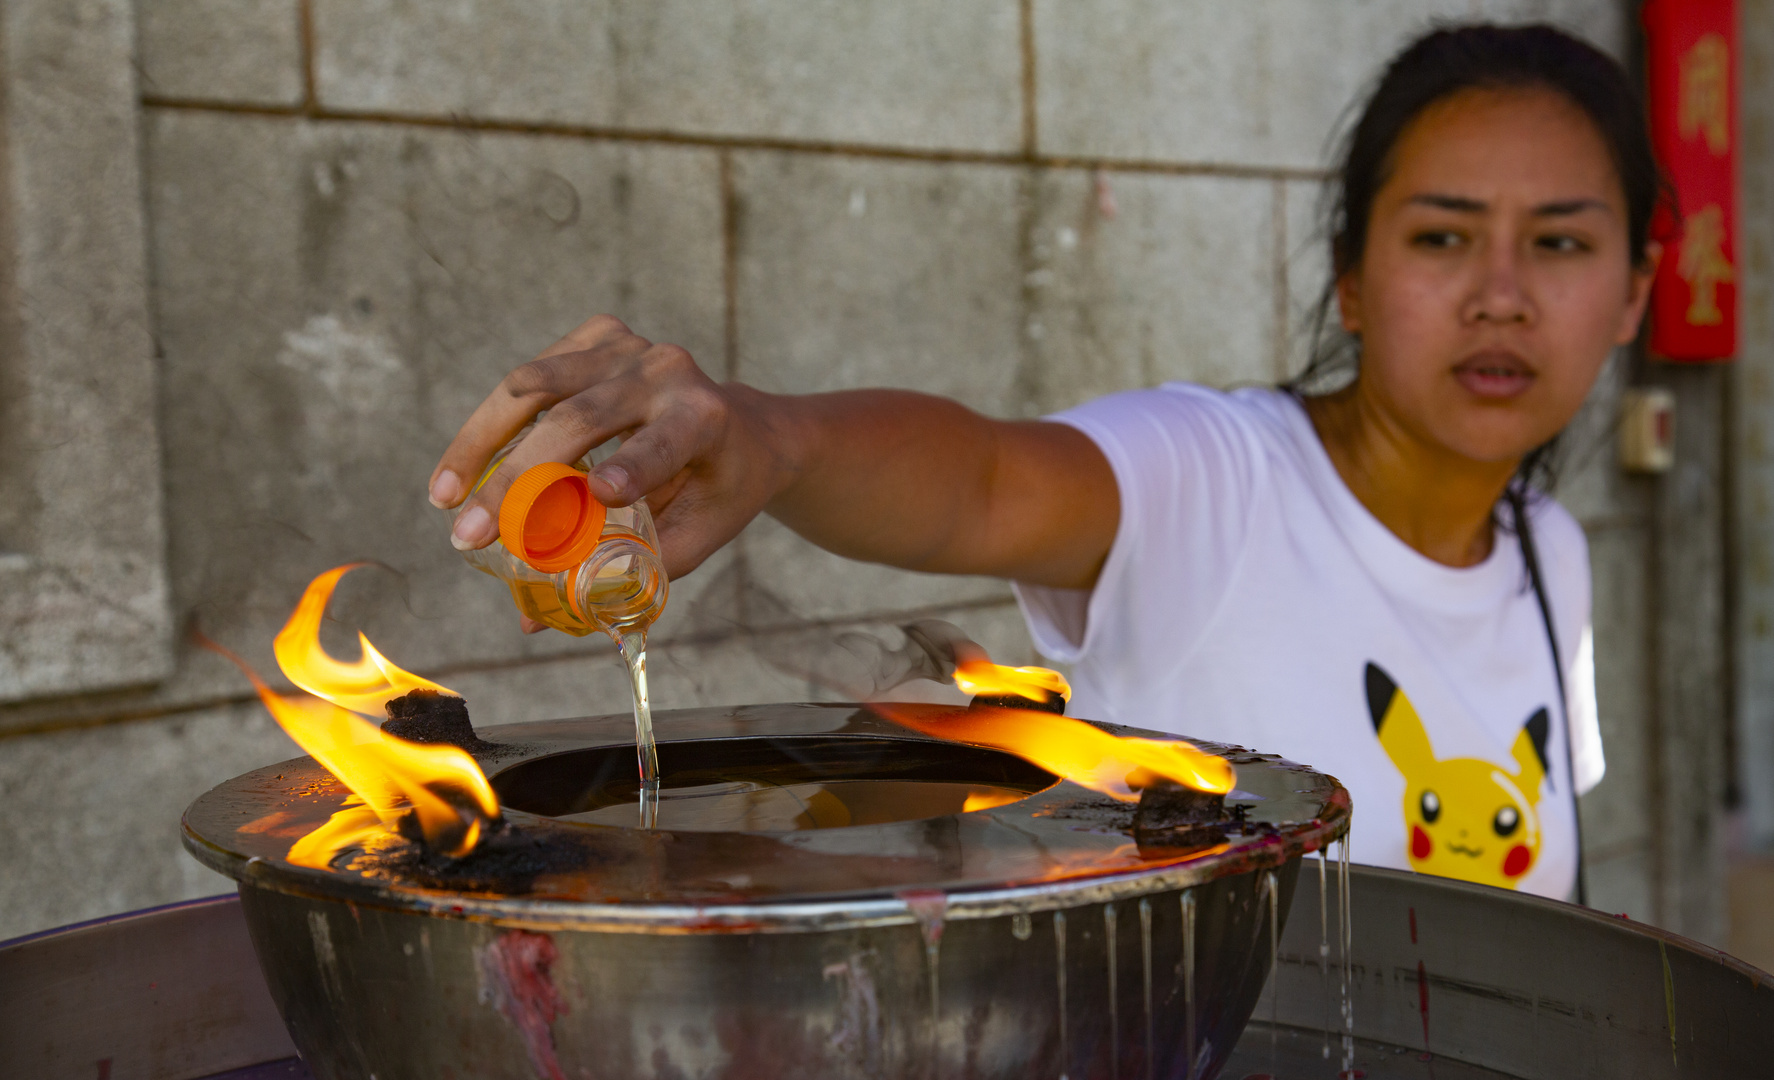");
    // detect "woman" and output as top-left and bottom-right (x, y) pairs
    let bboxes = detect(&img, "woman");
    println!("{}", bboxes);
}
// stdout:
(429, 25), (1660, 902)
